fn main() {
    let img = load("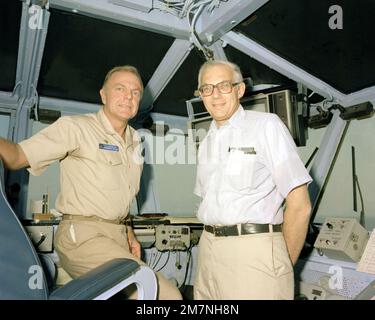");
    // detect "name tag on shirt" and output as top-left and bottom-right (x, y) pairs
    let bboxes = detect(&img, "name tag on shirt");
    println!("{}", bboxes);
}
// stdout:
(99, 143), (119, 152)
(228, 147), (256, 155)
